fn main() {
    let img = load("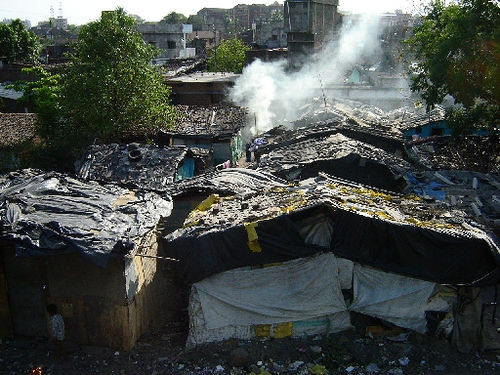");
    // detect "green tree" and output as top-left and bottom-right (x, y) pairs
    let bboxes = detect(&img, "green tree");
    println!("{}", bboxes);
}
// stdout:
(269, 10), (284, 23)
(0, 19), (40, 63)
(405, 0), (499, 134)
(187, 15), (203, 31)
(207, 38), (250, 73)
(10, 66), (62, 143)
(62, 8), (175, 148)
(162, 12), (188, 24)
